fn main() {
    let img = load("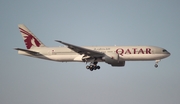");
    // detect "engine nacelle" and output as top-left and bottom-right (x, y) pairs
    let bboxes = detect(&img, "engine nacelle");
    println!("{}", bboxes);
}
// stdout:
(103, 53), (119, 63)
(102, 53), (125, 67)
